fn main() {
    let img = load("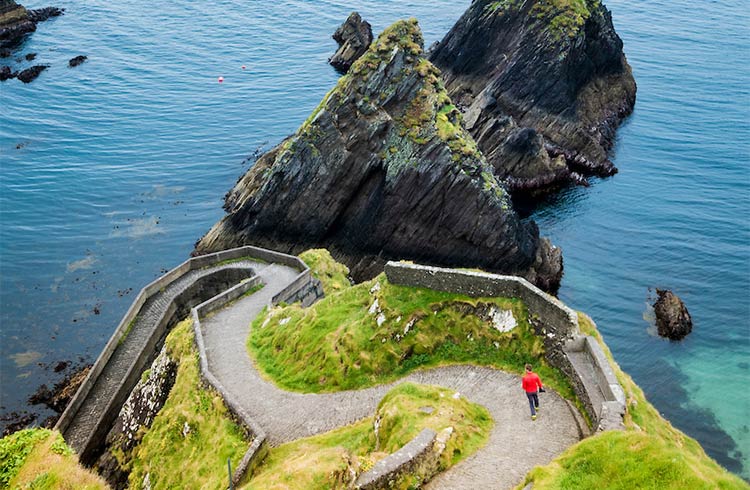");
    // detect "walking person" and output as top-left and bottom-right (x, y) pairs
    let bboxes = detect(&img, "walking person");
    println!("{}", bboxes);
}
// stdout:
(522, 363), (544, 420)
